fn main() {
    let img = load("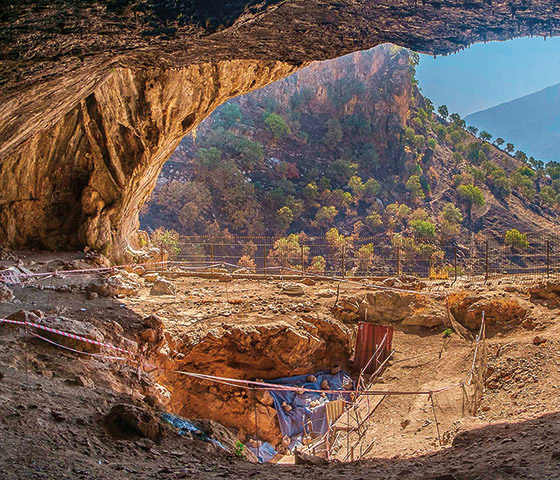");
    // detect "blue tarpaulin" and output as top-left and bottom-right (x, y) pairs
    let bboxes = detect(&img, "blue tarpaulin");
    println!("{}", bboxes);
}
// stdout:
(247, 441), (278, 463)
(267, 370), (353, 442)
